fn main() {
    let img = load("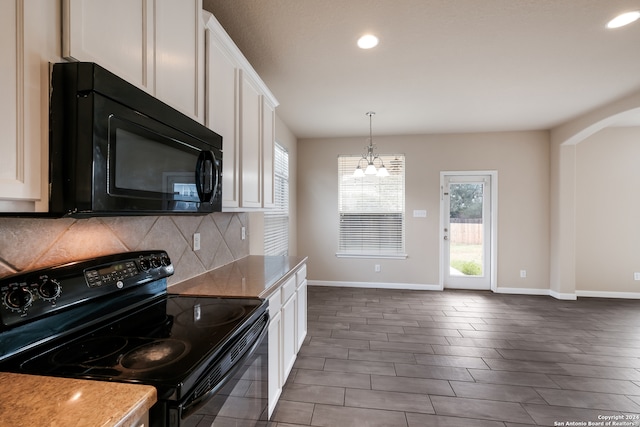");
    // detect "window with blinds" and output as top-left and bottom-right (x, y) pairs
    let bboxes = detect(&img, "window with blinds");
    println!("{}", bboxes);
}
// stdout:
(338, 155), (406, 257)
(264, 142), (289, 256)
